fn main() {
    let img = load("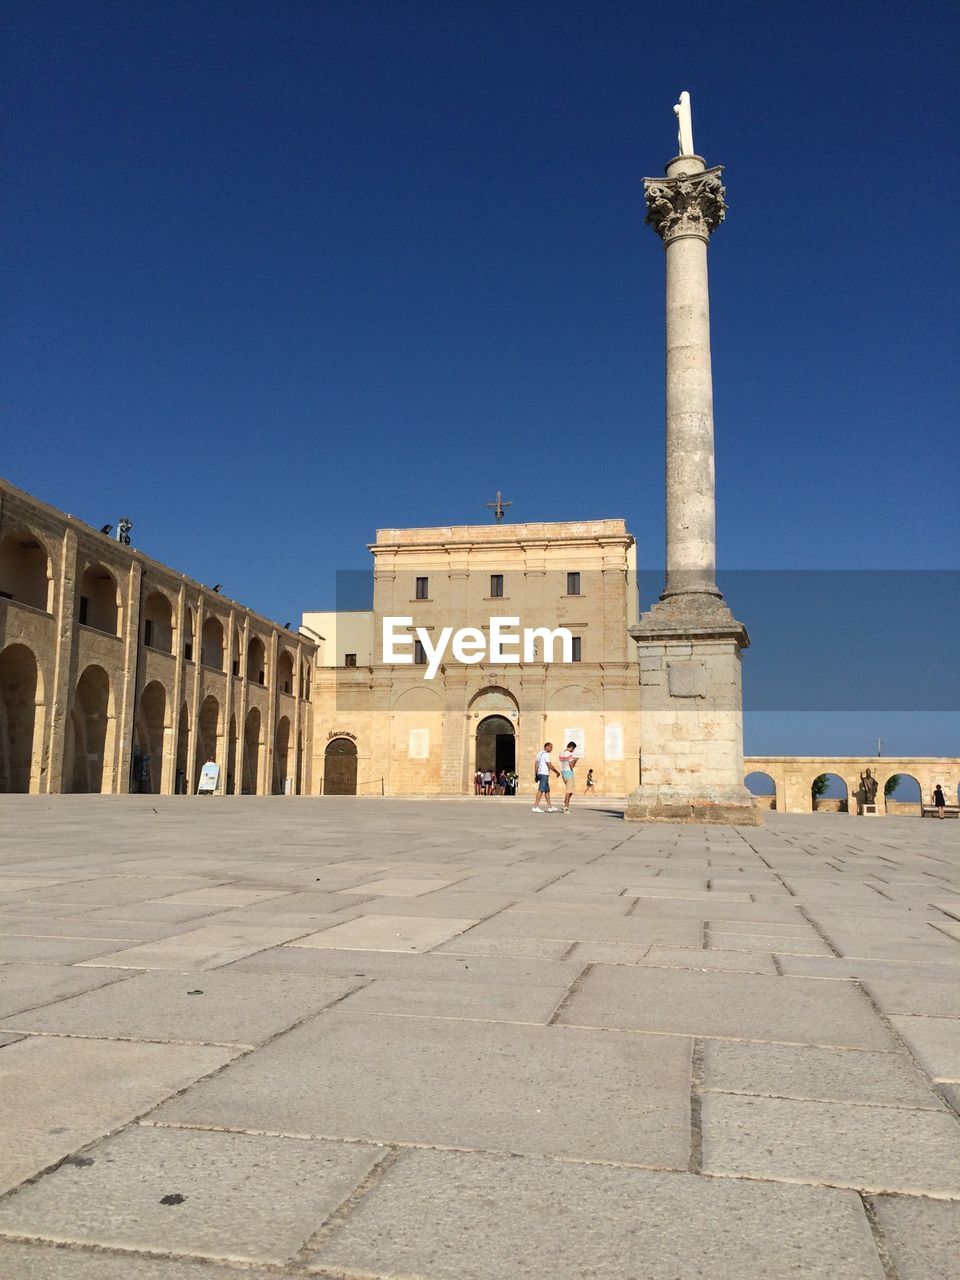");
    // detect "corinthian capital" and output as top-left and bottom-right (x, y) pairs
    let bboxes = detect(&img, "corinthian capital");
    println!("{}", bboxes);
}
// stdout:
(644, 167), (727, 243)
